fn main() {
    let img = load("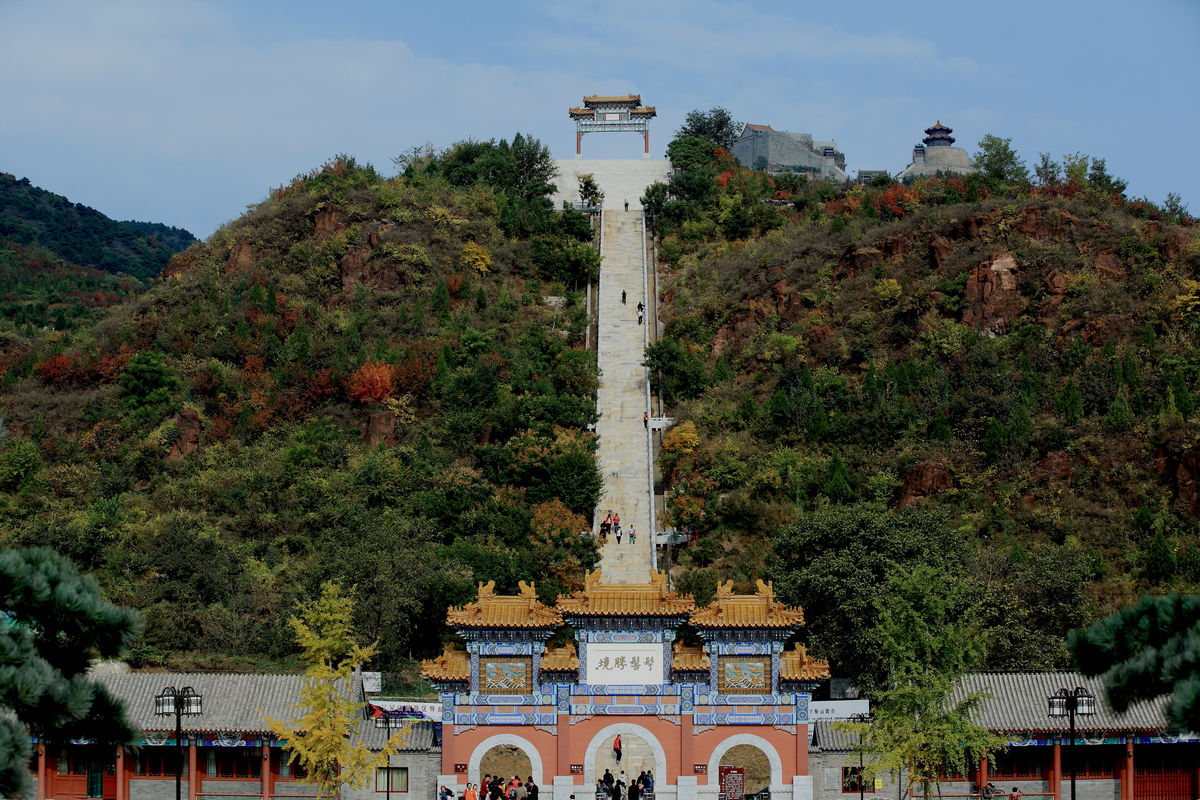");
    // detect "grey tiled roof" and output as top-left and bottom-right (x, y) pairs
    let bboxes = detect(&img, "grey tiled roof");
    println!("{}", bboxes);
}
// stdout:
(953, 671), (1170, 734)
(812, 720), (856, 752)
(97, 672), (311, 735)
(97, 671), (438, 752)
(813, 671), (1174, 752)
(357, 718), (437, 752)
